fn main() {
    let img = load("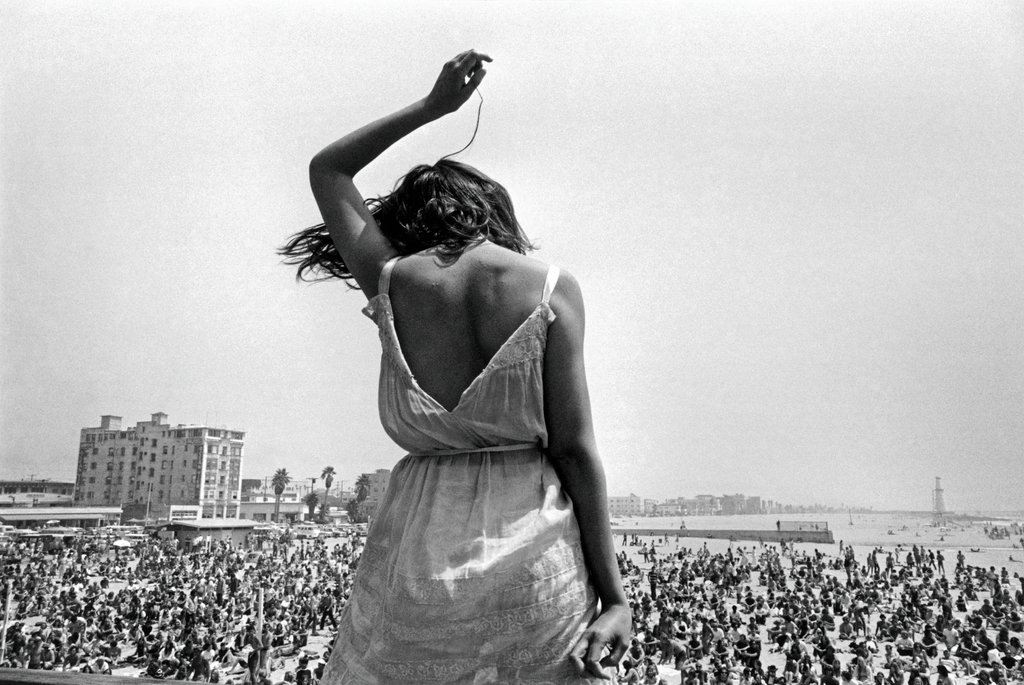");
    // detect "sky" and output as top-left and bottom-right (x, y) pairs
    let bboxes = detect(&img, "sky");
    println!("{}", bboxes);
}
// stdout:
(2, 1), (1022, 512)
